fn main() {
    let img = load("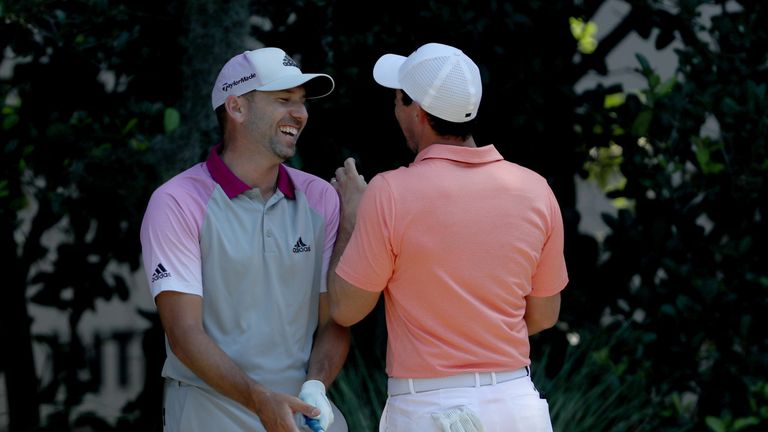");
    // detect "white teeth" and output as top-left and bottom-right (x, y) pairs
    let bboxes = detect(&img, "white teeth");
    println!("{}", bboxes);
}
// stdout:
(279, 126), (298, 136)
